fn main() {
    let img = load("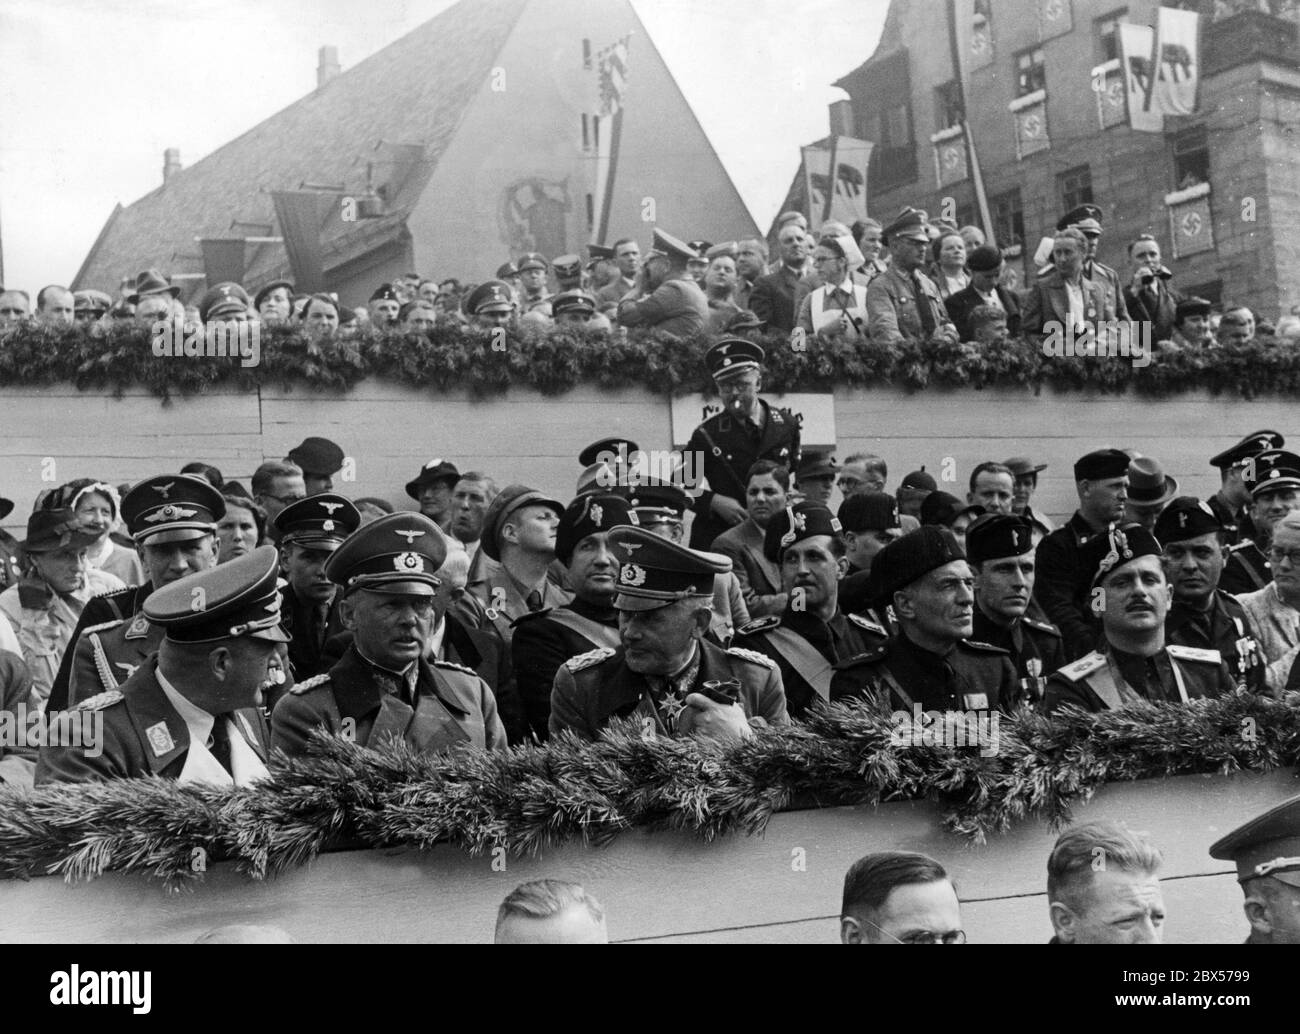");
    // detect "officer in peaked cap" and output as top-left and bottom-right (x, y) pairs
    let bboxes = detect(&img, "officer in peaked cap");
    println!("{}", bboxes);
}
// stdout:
(1206, 430), (1284, 547)
(273, 493), (362, 689)
(732, 503), (885, 718)
(548, 523), (788, 742)
(1221, 449), (1300, 595)
(1156, 497), (1265, 694)
(37, 546), (287, 785)
(615, 228), (709, 339)
(869, 208), (959, 348)
(271, 512), (507, 758)
(465, 279), (516, 330)
(552, 289), (606, 329)
(73, 289), (113, 325)
(285, 436), (347, 496)
(685, 240), (712, 285)
(586, 243), (618, 293)
(405, 458), (461, 532)
(1043, 523), (1235, 715)
(1041, 203), (1130, 322)
(1209, 793), (1300, 944)
(685, 337), (801, 550)
(516, 252), (553, 315)
(552, 254), (584, 291)
(199, 282), (251, 323)
(575, 438), (639, 497)
(829, 526), (1018, 712)
(368, 283), (401, 329)
(966, 513), (1064, 708)
(48, 473), (229, 713)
